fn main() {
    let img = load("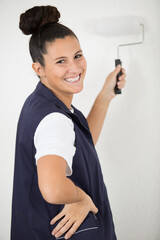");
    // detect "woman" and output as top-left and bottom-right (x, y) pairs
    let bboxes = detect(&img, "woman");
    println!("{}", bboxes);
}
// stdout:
(11, 5), (126, 240)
